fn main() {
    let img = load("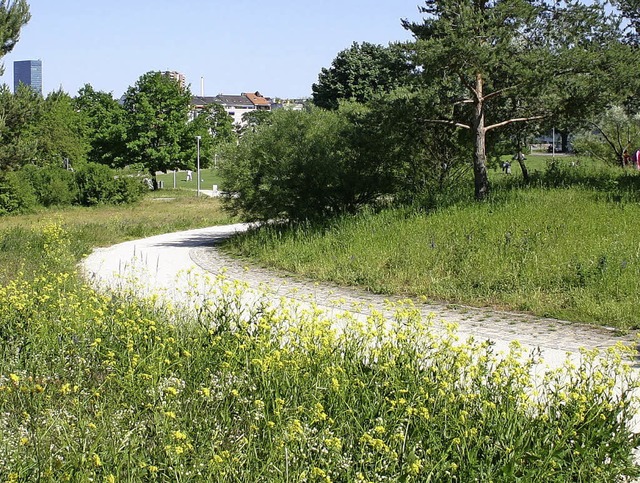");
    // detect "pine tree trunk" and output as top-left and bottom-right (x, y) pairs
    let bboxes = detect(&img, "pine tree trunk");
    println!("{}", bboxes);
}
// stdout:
(472, 73), (489, 201)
